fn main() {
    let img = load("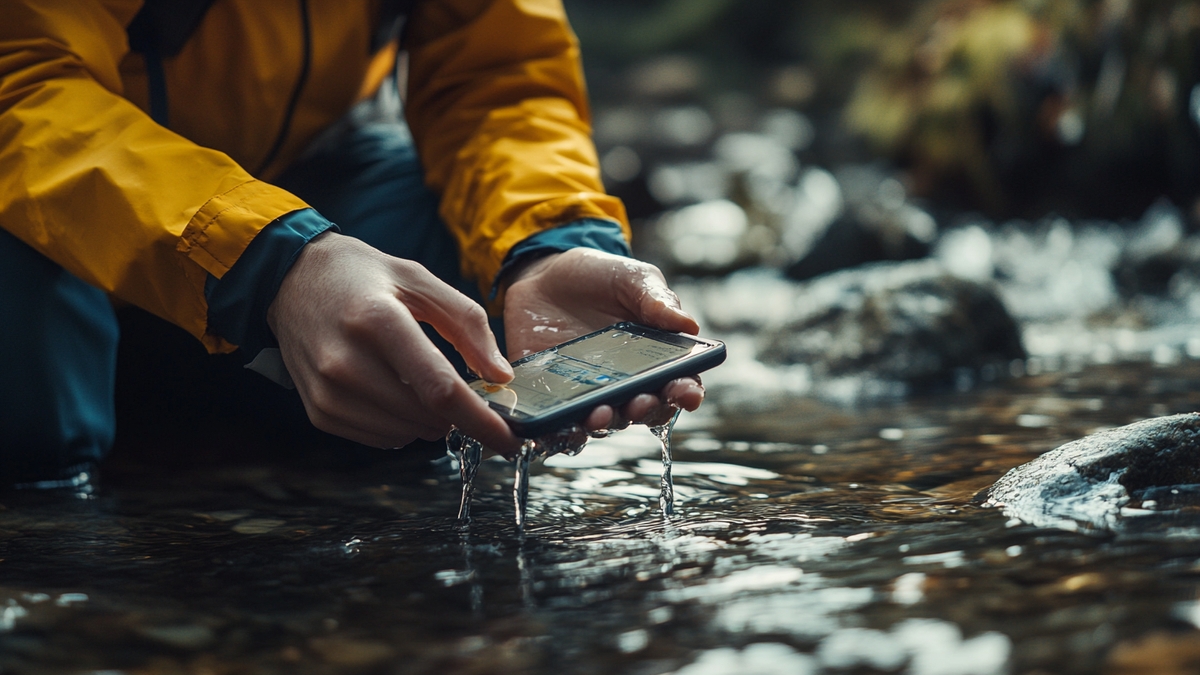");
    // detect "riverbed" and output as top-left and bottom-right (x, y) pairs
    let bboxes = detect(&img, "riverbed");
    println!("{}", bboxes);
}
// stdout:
(2, 352), (1200, 674)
